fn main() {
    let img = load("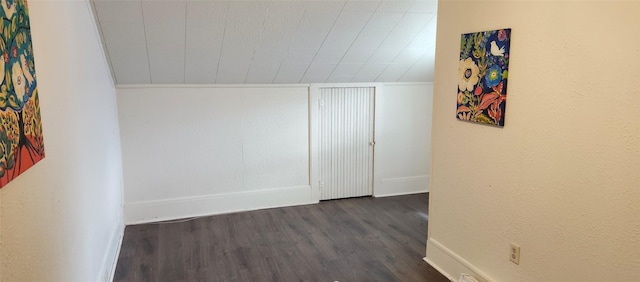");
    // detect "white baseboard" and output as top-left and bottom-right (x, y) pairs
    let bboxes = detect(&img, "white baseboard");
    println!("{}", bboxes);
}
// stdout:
(423, 256), (455, 282)
(100, 219), (125, 282)
(124, 185), (315, 224)
(426, 238), (494, 282)
(374, 175), (429, 197)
